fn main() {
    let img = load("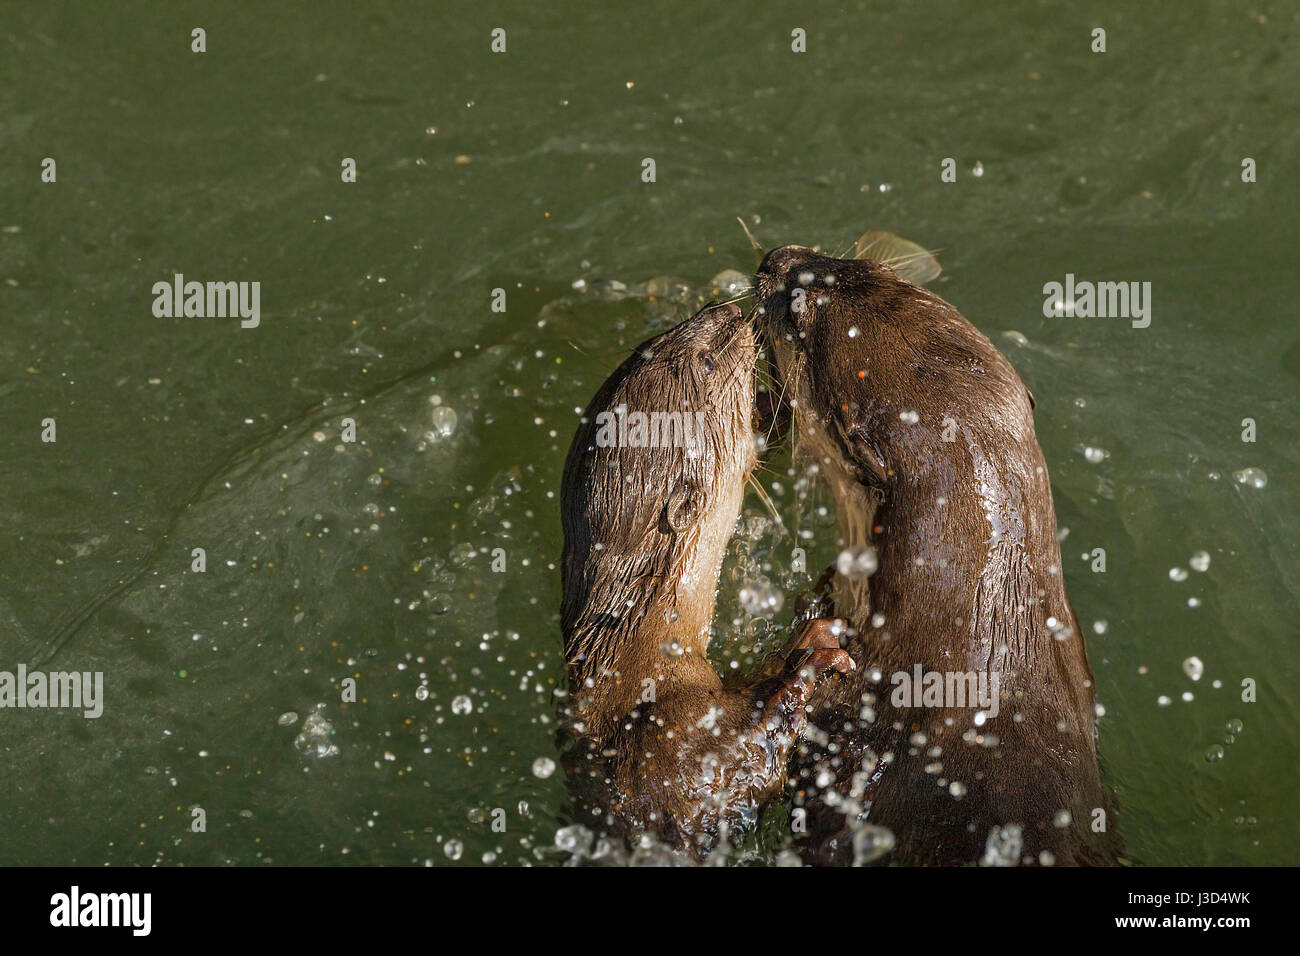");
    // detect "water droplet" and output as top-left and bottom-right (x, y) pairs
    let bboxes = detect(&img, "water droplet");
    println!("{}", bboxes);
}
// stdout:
(835, 546), (879, 580)
(430, 405), (458, 440)
(415, 685), (429, 701)
(1189, 550), (1211, 572)
(293, 711), (339, 758)
(1225, 718), (1243, 735)
(1053, 809), (1072, 828)
(707, 269), (750, 297)
(277, 711), (298, 727)
(532, 756), (557, 779)
(738, 579), (784, 618)
(851, 824), (896, 865)
(1083, 446), (1108, 464)
(1233, 467), (1267, 489)
(1204, 745), (1225, 763)
(1169, 567), (1188, 582)
(1183, 656), (1203, 681)
(981, 824), (1023, 867)
(451, 695), (473, 715)
(444, 839), (464, 860)
(555, 824), (594, 855)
